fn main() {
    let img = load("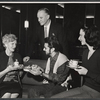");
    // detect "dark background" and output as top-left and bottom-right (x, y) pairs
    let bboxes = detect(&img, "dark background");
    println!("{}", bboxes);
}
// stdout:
(0, 3), (100, 61)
